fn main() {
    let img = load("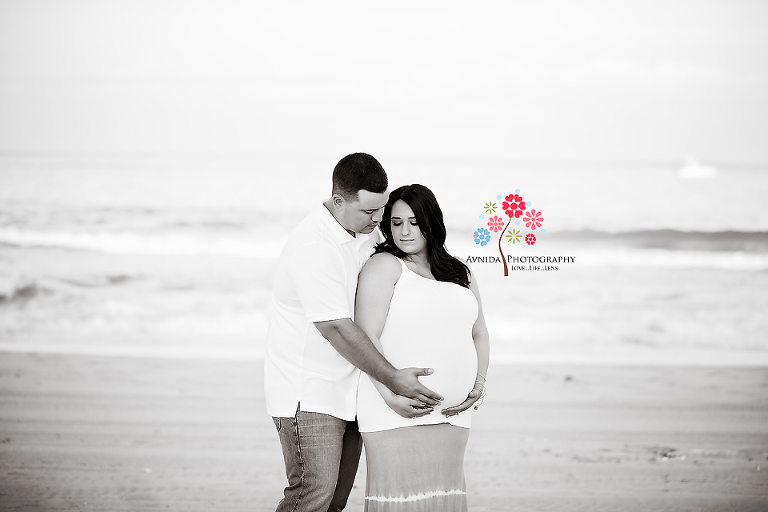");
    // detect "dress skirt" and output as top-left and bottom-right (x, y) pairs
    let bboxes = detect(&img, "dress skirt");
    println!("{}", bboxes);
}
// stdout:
(361, 423), (469, 512)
